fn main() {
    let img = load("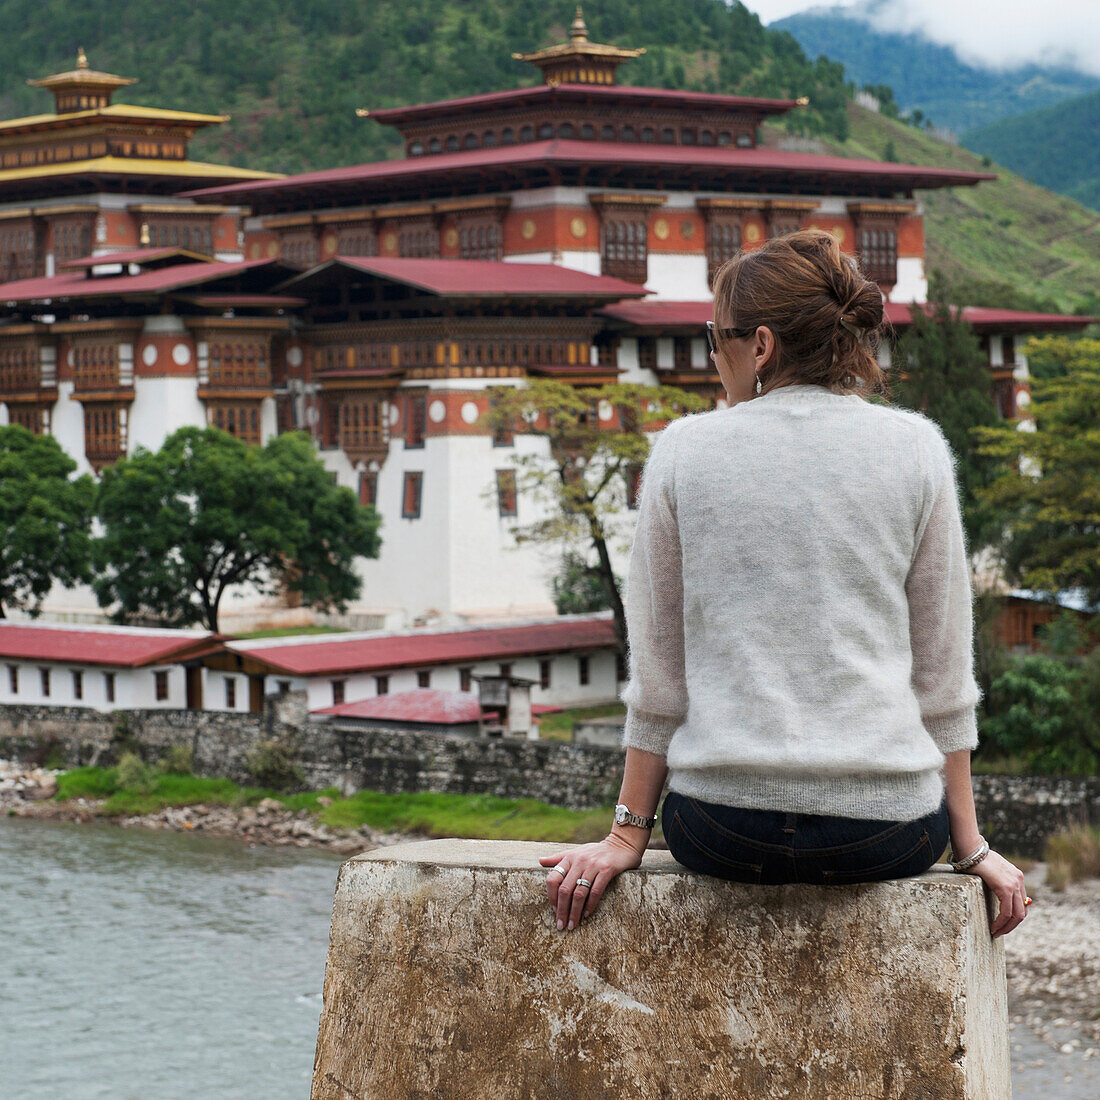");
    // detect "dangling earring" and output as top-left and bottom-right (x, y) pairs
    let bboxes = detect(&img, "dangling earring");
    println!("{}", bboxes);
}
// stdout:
(755, 371), (762, 395)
